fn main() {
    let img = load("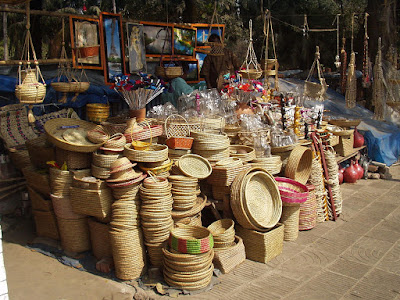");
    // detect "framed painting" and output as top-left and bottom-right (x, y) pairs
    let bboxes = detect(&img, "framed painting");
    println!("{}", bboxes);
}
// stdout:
(70, 16), (103, 70)
(140, 21), (172, 56)
(126, 23), (147, 73)
(173, 25), (196, 57)
(195, 51), (207, 80)
(100, 12), (126, 84)
(193, 23), (225, 48)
